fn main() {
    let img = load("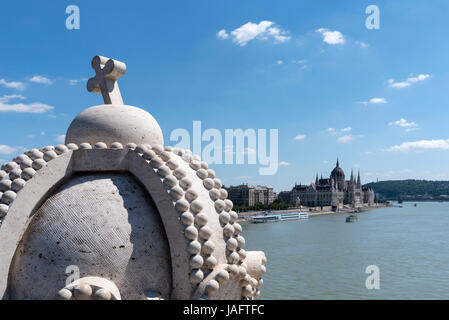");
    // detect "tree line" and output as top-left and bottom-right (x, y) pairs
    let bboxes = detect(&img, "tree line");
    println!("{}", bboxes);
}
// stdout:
(364, 180), (449, 200)
(232, 199), (292, 212)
